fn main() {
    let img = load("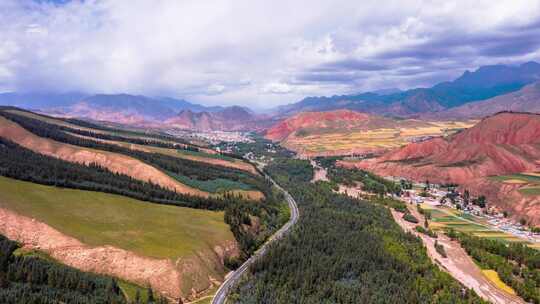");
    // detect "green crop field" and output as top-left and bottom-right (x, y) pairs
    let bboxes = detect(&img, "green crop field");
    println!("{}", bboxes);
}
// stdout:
(177, 149), (237, 161)
(169, 172), (253, 193)
(489, 173), (540, 196)
(519, 187), (540, 195)
(422, 204), (535, 247)
(0, 176), (235, 259)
